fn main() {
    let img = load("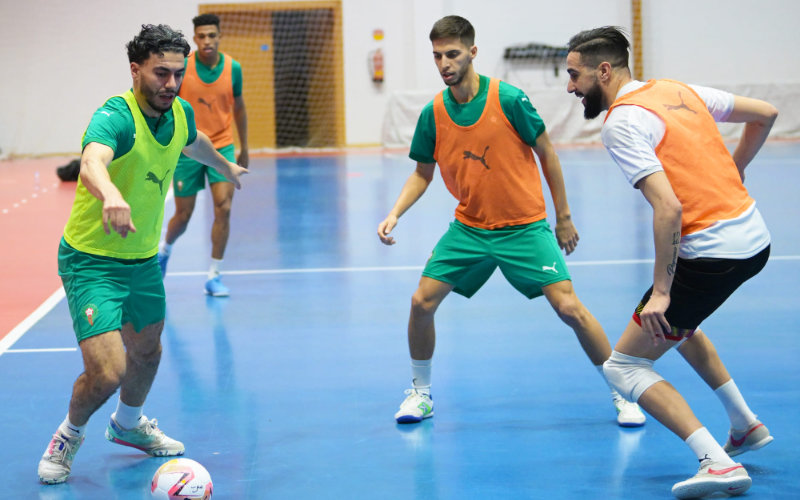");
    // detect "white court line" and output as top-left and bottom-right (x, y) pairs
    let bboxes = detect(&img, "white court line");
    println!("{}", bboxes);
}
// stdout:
(5, 348), (77, 353)
(0, 188), (180, 356)
(0, 288), (66, 357)
(2, 255), (798, 354)
(166, 254), (800, 277)
(167, 265), (425, 276)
